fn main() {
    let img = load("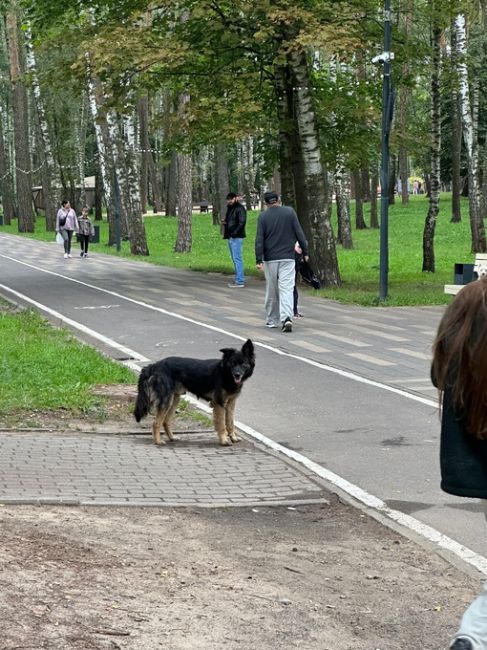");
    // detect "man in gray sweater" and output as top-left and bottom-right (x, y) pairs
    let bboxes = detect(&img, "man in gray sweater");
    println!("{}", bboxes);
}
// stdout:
(255, 191), (309, 332)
